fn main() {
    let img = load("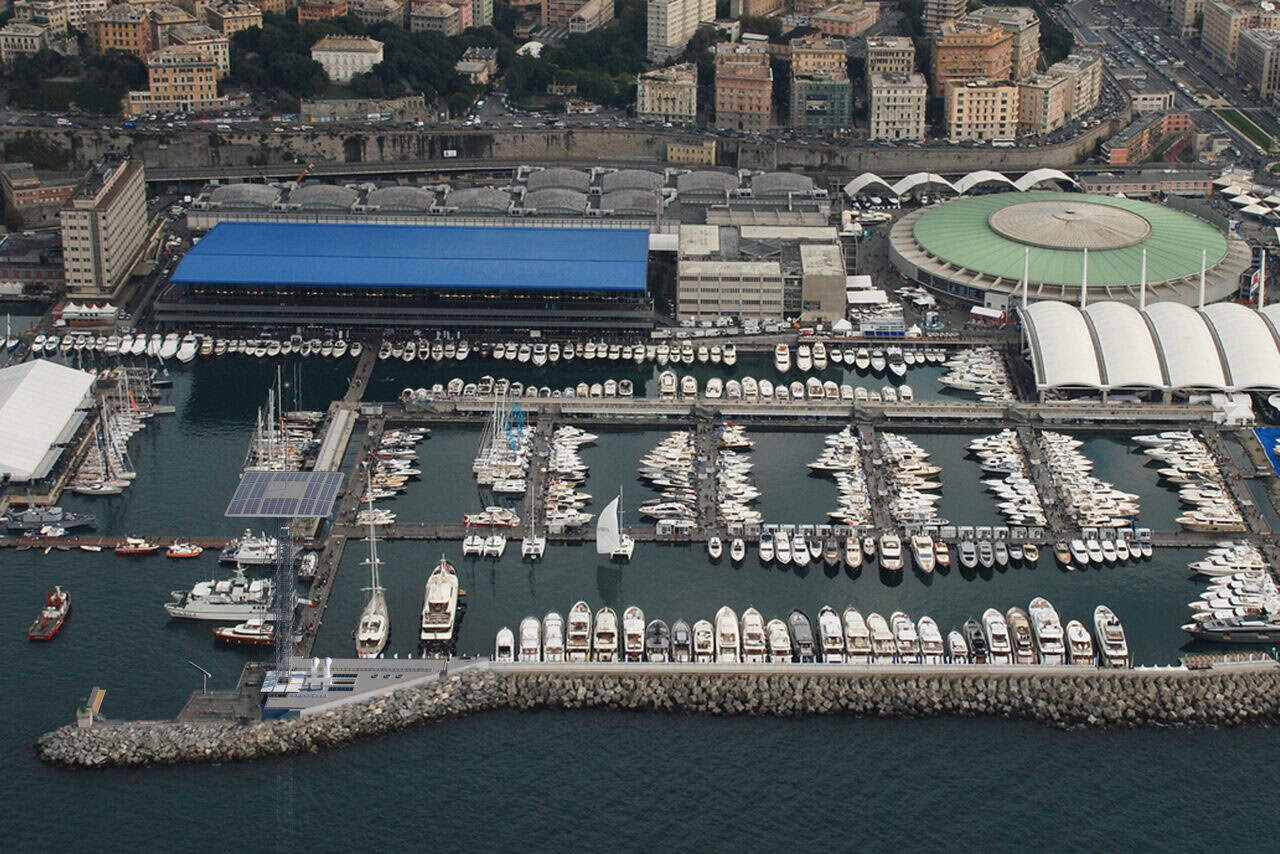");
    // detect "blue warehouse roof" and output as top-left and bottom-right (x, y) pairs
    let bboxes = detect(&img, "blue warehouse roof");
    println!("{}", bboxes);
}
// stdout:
(172, 222), (649, 292)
